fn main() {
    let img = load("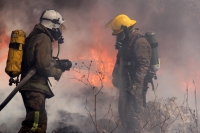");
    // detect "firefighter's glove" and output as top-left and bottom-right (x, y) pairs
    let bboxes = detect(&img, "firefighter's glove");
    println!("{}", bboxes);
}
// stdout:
(125, 84), (137, 95)
(54, 68), (63, 81)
